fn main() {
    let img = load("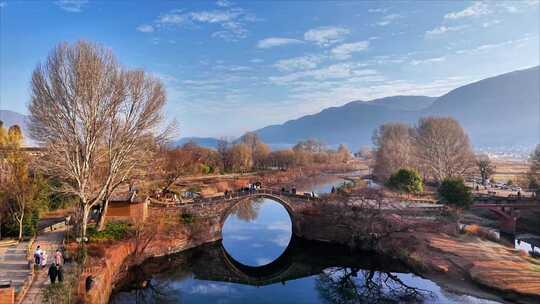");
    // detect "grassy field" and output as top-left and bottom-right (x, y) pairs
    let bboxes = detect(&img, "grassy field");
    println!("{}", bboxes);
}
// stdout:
(491, 159), (530, 185)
